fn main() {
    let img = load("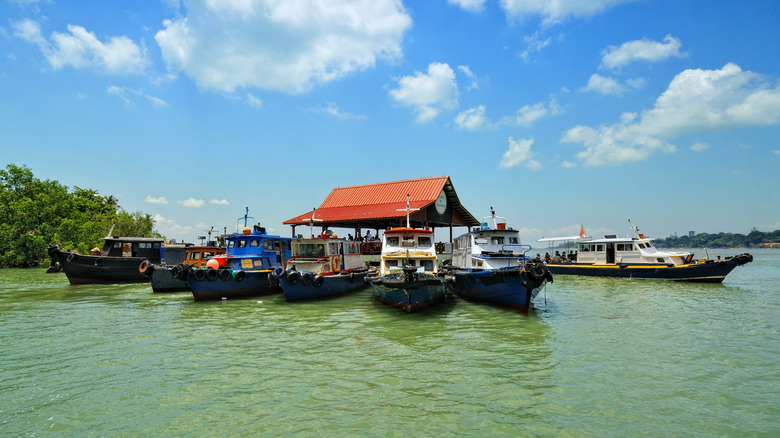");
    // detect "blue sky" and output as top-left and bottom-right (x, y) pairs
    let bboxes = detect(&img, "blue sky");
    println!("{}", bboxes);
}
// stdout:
(2, 0), (779, 245)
